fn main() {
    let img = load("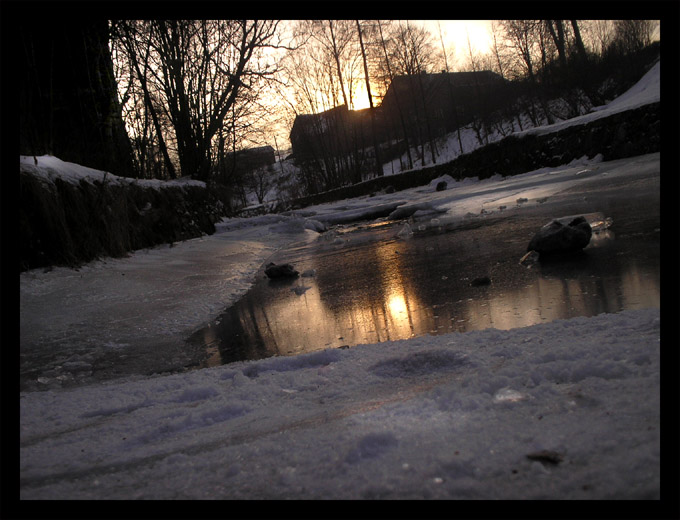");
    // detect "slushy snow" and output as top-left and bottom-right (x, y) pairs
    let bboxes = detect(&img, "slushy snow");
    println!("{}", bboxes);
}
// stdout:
(18, 56), (662, 501)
